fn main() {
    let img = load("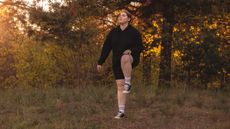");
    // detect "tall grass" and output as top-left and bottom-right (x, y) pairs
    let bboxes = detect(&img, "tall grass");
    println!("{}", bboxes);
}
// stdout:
(0, 84), (229, 129)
